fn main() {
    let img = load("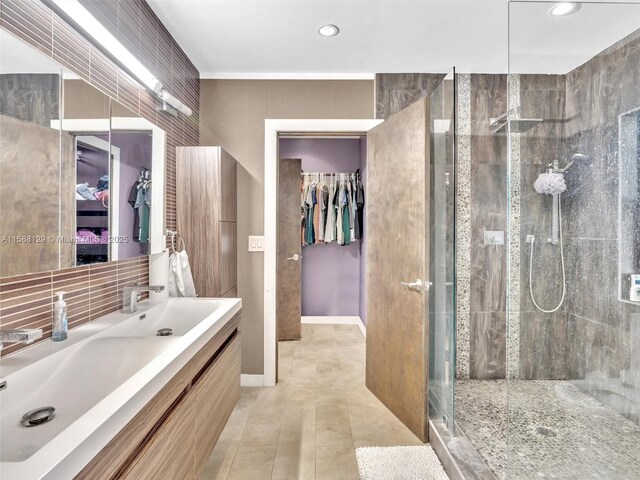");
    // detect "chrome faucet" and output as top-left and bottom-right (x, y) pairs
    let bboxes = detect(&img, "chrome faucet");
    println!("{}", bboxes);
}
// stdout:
(0, 328), (43, 352)
(122, 284), (165, 313)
